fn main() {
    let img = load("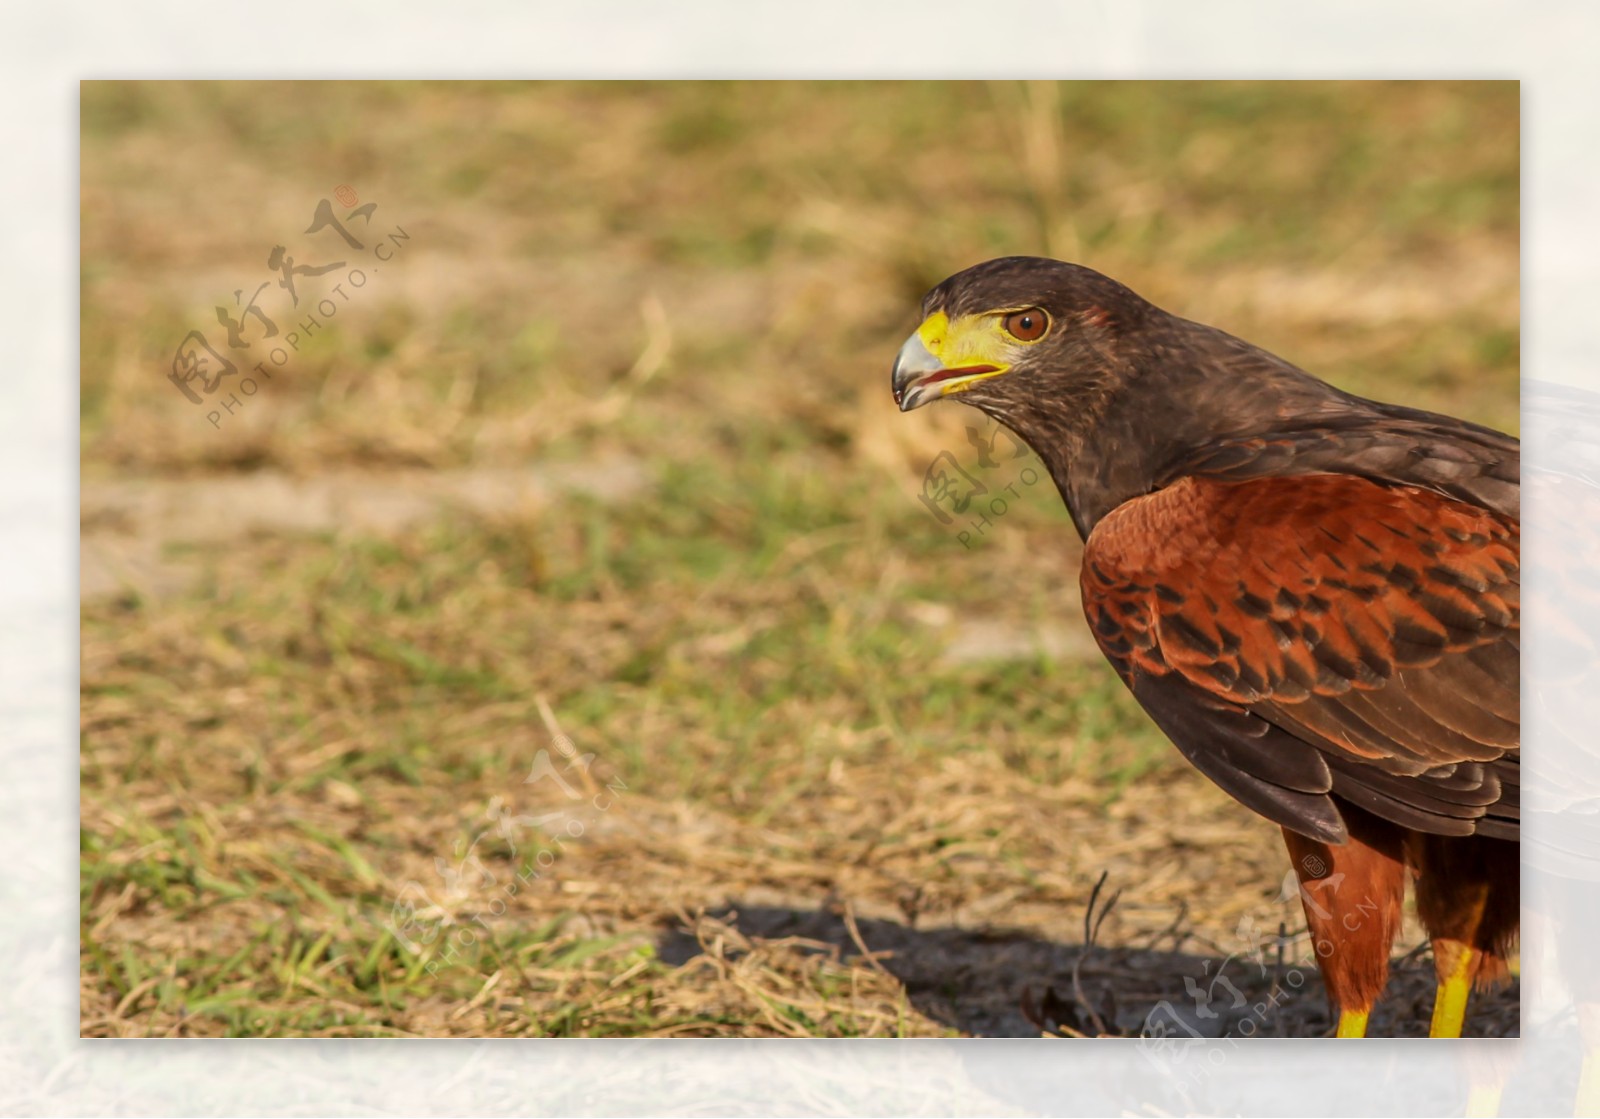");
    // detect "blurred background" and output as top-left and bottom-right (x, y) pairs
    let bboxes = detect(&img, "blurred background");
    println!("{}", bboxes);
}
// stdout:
(80, 80), (1518, 1038)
